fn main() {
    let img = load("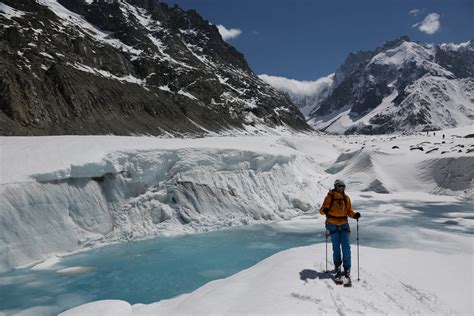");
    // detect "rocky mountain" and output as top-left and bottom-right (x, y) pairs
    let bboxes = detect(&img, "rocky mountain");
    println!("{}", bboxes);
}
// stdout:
(302, 36), (474, 134)
(0, 0), (309, 136)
